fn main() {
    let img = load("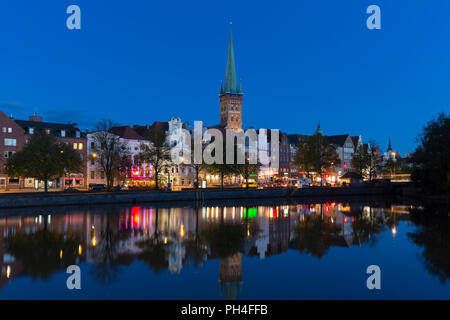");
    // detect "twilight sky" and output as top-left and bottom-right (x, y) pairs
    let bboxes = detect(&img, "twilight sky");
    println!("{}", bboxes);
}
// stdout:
(0, 0), (449, 154)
